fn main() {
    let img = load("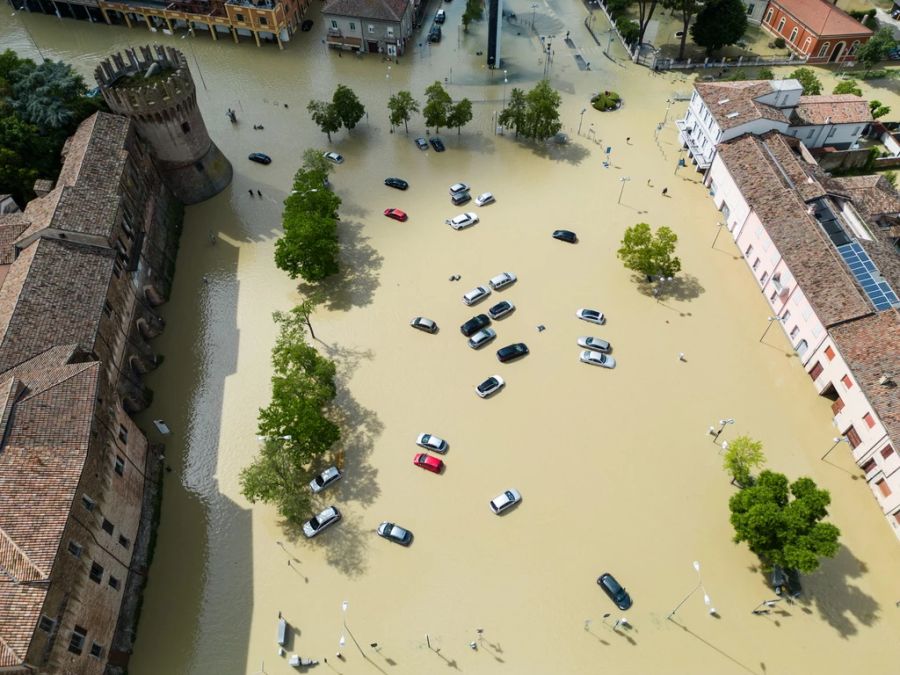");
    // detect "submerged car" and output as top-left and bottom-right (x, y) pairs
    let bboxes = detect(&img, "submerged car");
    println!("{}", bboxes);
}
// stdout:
(302, 506), (341, 538)
(497, 343), (529, 362)
(488, 300), (514, 319)
(415, 137), (429, 150)
(435, 9), (446, 23)
(597, 572), (632, 610)
(553, 229), (578, 243)
(410, 316), (438, 333)
(309, 466), (343, 493)
(460, 314), (491, 337)
(462, 286), (491, 306)
(413, 453), (444, 473)
(489, 272), (517, 291)
(377, 521), (413, 545)
(447, 212), (479, 230)
(323, 151), (344, 164)
(489, 488), (522, 514)
(430, 136), (445, 151)
(475, 374), (505, 398)
(475, 192), (495, 206)
(384, 177), (409, 190)
(580, 350), (616, 368)
(384, 208), (408, 222)
(416, 433), (448, 453)
(248, 152), (272, 165)
(468, 327), (497, 349)
(449, 182), (470, 195)
(576, 308), (605, 325)
(577, 336), (611, 353)
(451, 191), (471, 206)
(301, 19), (314, 31)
